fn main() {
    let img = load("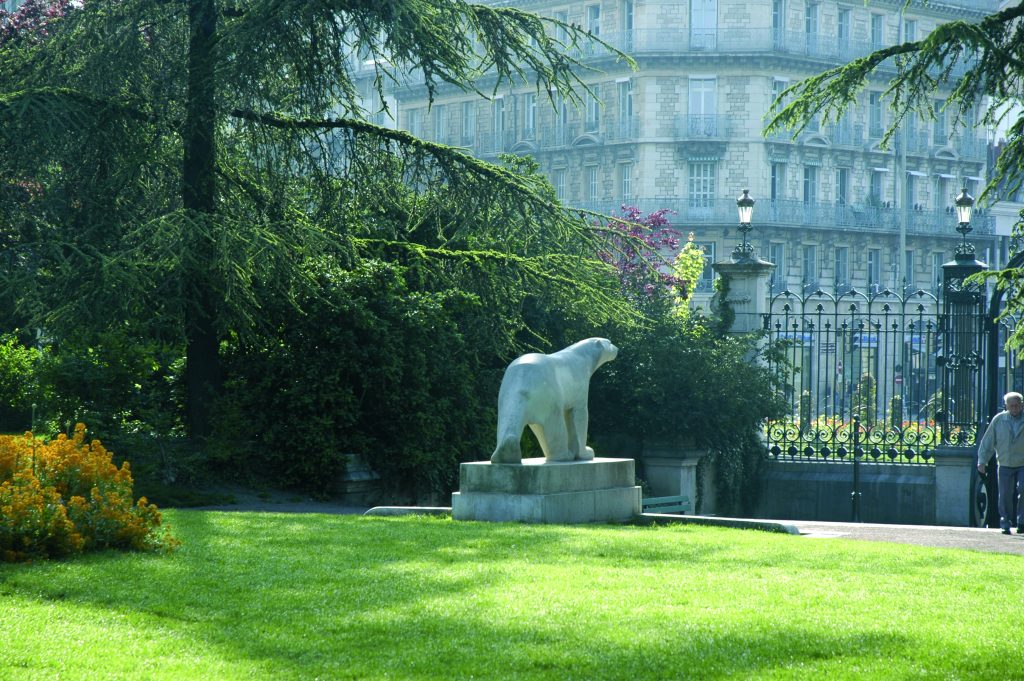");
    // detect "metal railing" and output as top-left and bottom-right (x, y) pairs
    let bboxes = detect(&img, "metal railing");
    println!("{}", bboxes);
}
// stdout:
(674, 114), (734, 139)
(589, 27), (979, 66)
(763, 287), (947, 464)
(572, 198), (996, 237)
